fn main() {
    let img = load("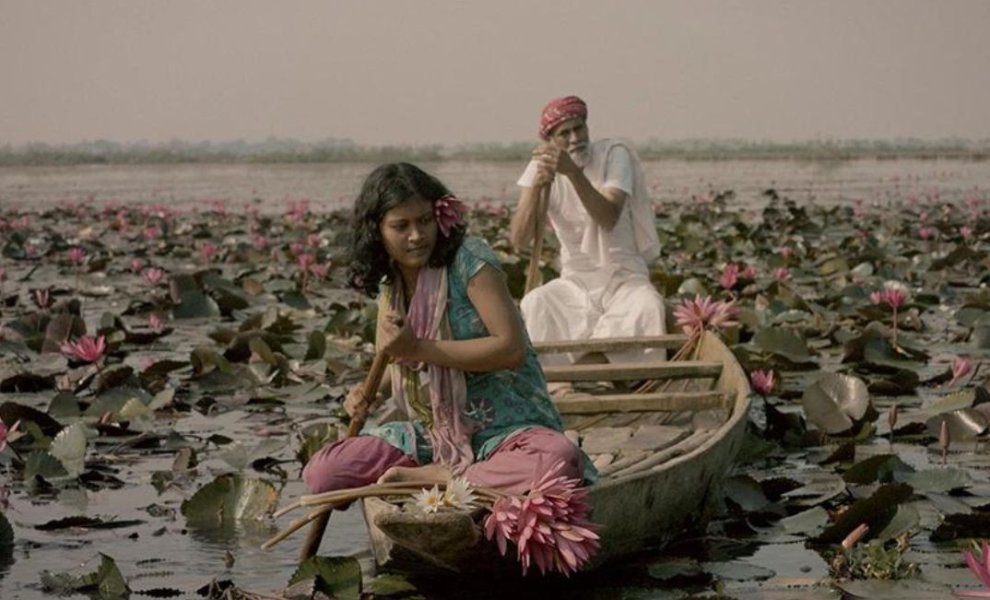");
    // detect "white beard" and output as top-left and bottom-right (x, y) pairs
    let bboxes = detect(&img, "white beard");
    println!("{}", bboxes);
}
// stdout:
(569, 148), (591, 168)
